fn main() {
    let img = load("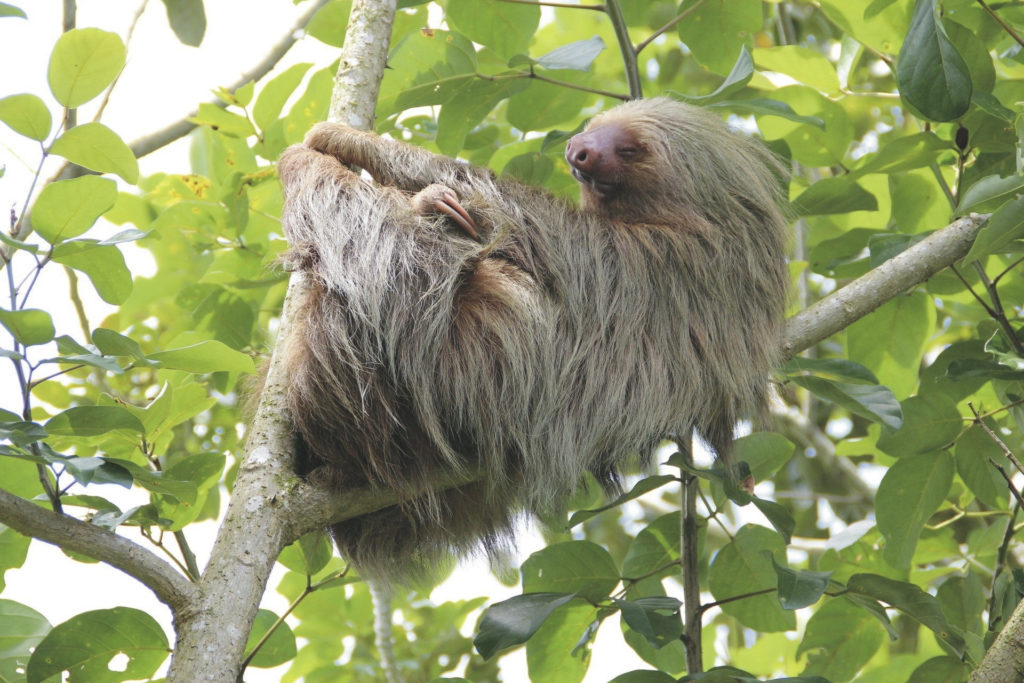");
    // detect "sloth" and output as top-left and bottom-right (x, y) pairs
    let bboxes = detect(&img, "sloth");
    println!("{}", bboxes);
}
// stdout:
(275, 97), (788, 583)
